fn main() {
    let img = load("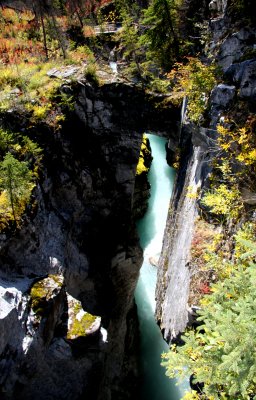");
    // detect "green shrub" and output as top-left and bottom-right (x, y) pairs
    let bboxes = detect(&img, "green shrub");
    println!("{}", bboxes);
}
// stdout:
(162, 239), (256, 400)
(85, 63), (99, 85)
